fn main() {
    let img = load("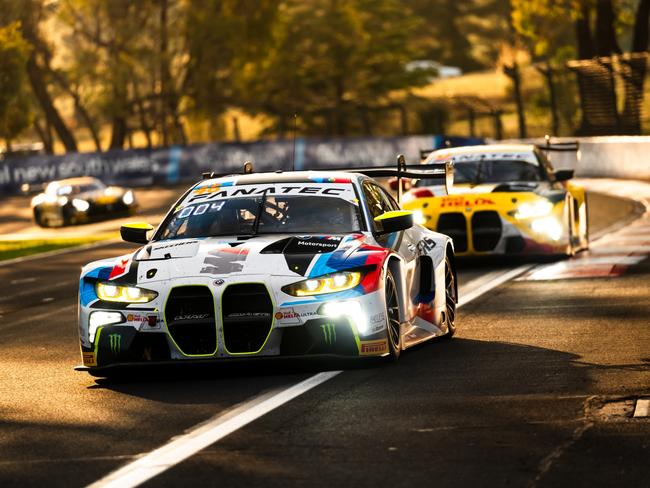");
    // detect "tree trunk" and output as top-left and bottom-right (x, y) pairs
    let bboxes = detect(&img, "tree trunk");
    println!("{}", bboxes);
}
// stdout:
(503, 62), (527, 138)
(632, 0), (650, 52)
(159, 0), (169, 146)
(26, 56), (78, 153)
(620, 0), (650, 134)
(33, 118), (54, 154)
(595, 0), (622, 56)
(536, 63), (560, 136)
(575, 2), (595, 59)
(49, 69), (102, 152)
(109, 116), (128, 150)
